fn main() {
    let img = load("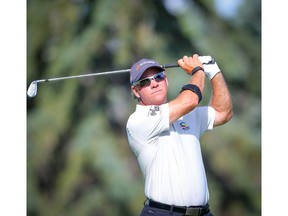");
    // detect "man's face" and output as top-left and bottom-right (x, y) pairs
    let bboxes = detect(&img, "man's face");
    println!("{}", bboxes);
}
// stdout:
(131, 68), (168, 105)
